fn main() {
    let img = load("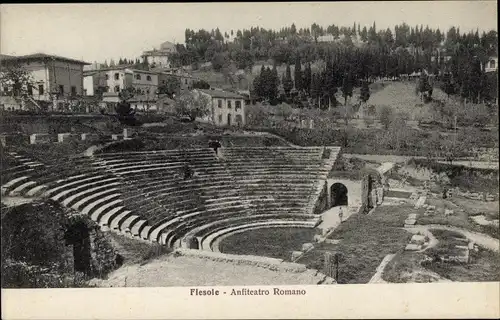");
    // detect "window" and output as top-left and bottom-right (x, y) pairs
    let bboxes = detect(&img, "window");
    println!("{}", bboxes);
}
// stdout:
(146, 75), (152, 81)
(235, 100), (242, 111)
(162, 80), (165, 84)
(38, 84), (44, 95)
(105, 74), (109, 80)
(114, 86), (120, 93)
(114, 73), (119, 80)
(146, 89), (150, 94)
(218, 114), (223, 123)
(71, 86), (77, 96)
(3, 86), (8, 93)
(227, 100), (232, 109)
(136, 74), (141, 80)
(27, 85), (33, 96)
(218, 99), (223, 108)
(59, 85), (64, 94)
(185, 79), (188, 85)
(490, 60), (496, 68)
